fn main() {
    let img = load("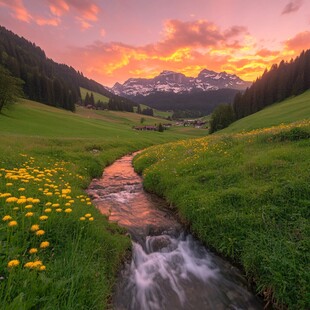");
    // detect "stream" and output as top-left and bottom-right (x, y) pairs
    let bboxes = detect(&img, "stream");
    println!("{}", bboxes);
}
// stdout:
(86, 153), (263, 310)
